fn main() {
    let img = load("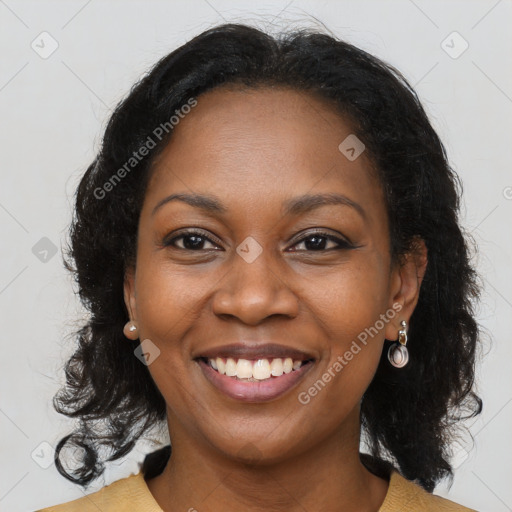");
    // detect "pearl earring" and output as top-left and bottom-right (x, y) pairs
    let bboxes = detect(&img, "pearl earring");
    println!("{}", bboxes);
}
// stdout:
(123, 320), (139, 340)
(387, 320), (409, 368)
